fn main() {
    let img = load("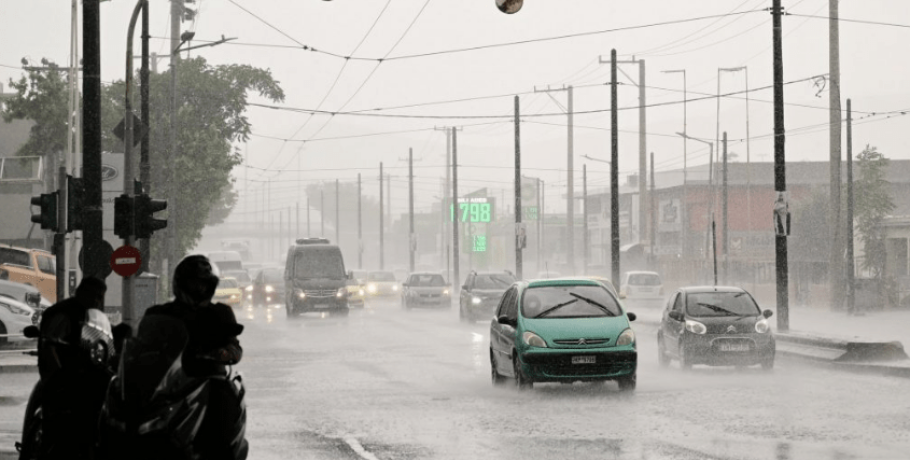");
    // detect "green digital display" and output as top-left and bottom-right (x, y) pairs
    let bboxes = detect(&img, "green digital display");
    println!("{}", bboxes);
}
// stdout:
(472, 235), (487, 252)
(450, 201), (493, 223)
